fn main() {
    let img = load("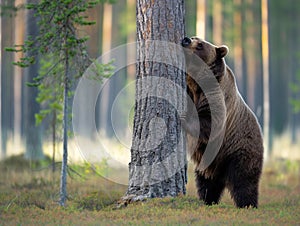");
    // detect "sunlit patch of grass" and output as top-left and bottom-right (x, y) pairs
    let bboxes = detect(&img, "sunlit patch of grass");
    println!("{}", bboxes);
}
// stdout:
(263, 159), (300, 193)
(0, 156), (299, 225)
(11, 177), (55, 190)
(272, 131), (300, 160)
